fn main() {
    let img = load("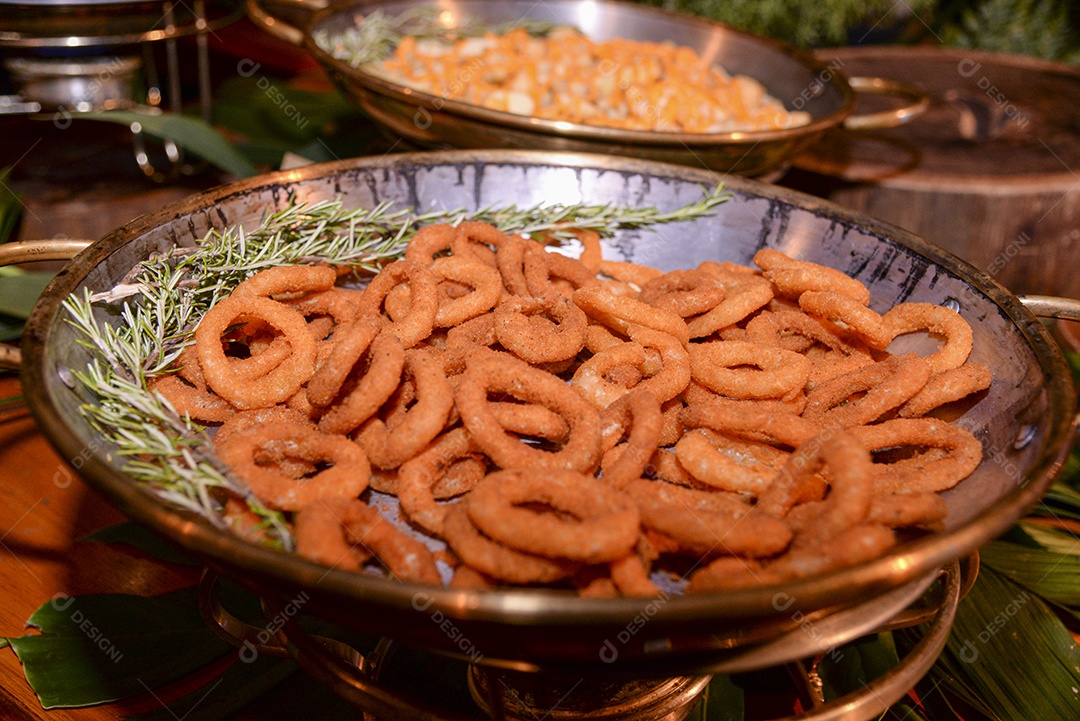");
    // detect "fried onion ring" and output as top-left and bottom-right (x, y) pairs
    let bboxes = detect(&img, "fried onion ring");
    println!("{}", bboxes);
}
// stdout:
(151, 374), (235, 423)
(403, 223), (457, 265)
(195, 295), (317, 410)
(850, 418), (983, 494)
(574, 286), (690, 347)
(232, 264), (338, 299)
(358, 349), (455, 469)
(466, 468), (640, 563)
(625, 479), (791, 557)
(342, 499), (442, 584)
(294, 498), (371, 572)
(685, 279), (773, 339)
(430, 255), (503, 327)
(674, 429), (783, 496)
(456, 351), (602, 472)
(898, 363), (992, 418)
(443, 505), (577, 584)
(598, 389), (664, 488)
(639, 269), (725, 318)
(316, 332), (406, 435)
(799, 291), (891, 350)
(756, 429), (873, 541)
(679, 396), (819, 448)
(754, 248), (871, 305)
(803, 354), (932, 428)
(689, 340), (811, 400)
(215, 421), (369, 511)
(396, 426), (479, 536)
(494, 291), (588, 364)
(572, 341), (647, 408)
(355, 259), (438, 348)
(883, 302), (974, 373)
